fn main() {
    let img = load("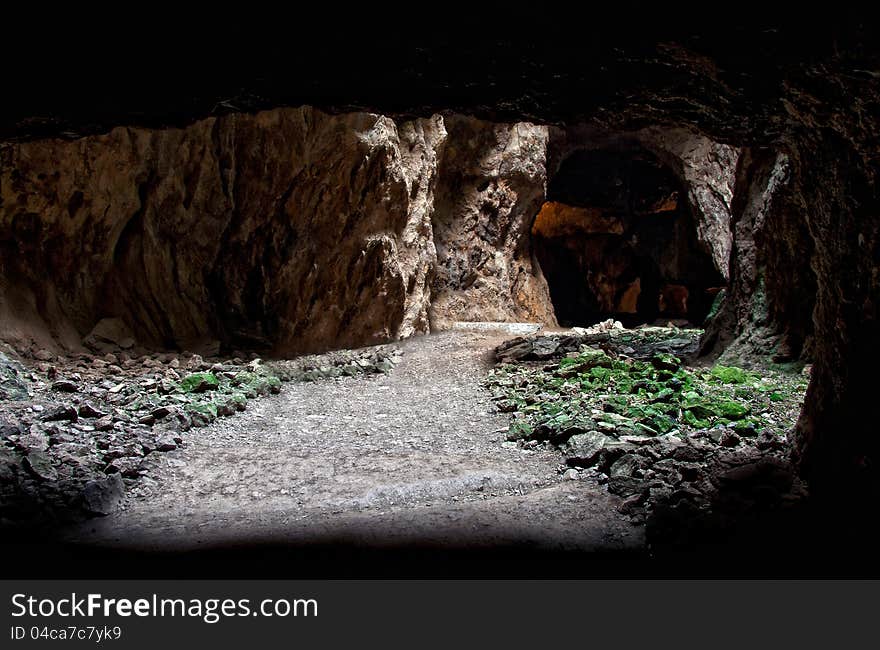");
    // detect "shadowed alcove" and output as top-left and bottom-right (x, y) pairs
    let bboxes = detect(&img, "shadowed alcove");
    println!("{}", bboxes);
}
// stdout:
(532, 147), (725, 327)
